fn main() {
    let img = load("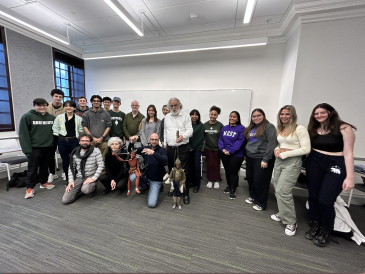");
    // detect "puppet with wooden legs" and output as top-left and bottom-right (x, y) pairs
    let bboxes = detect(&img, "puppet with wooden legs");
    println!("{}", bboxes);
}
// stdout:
(169, 157), (186, 210)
